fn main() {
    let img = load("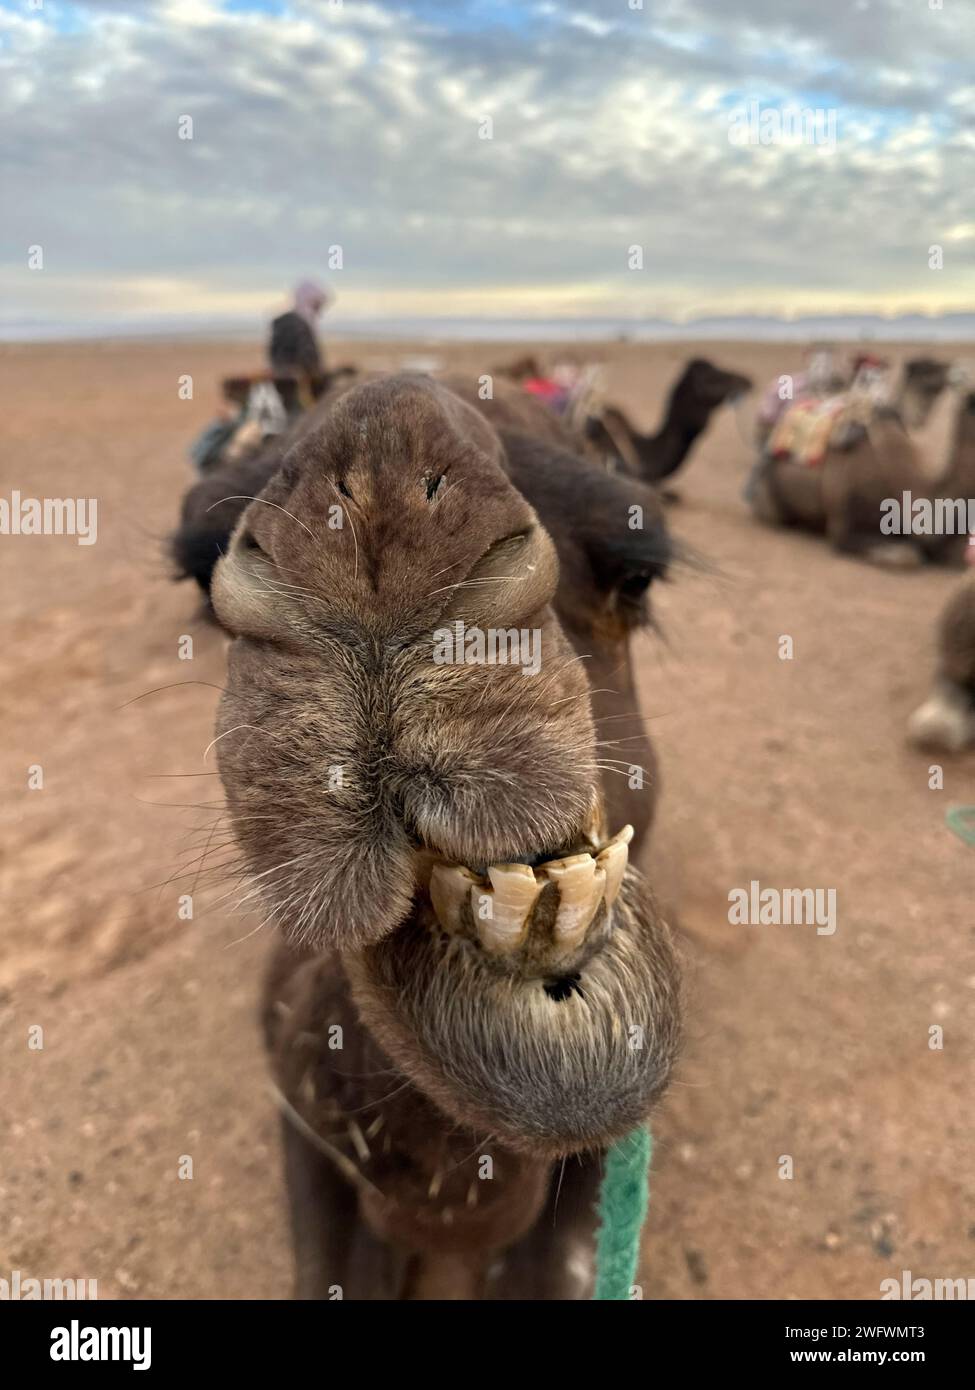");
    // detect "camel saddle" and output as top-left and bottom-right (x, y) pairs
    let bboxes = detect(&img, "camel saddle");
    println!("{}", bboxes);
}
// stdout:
(770, 364), (893, 467)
